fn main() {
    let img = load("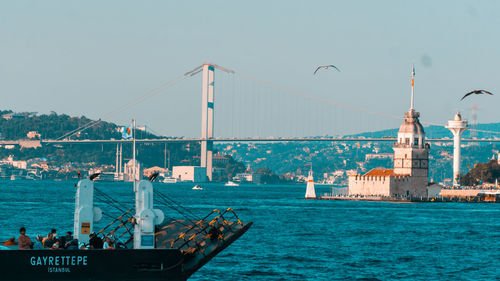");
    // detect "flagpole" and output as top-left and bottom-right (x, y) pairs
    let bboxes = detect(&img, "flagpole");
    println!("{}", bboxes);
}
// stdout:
(132, 118), (136, 192)
(410, 65), (415, 110)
